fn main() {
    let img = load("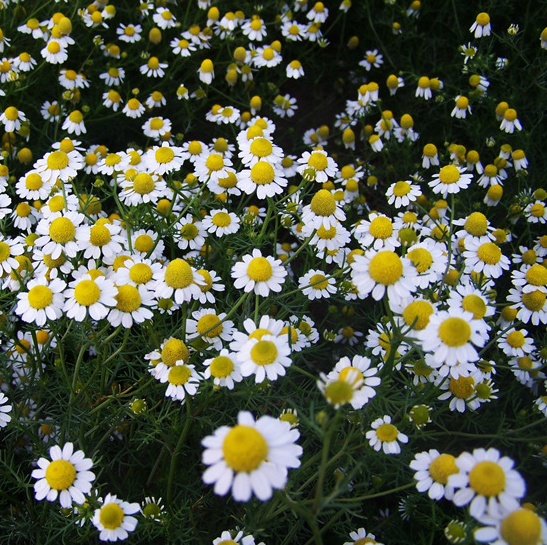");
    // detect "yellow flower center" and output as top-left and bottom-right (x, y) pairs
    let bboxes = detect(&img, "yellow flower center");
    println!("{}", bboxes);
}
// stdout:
(223, 425), (268, 472)
(308, 152), (328, 171)
(133, 173), (155, 195)
(161, 9), (173, 20)
(464, 212), (488, 236)
(309, 190), (336, 217)
(149, 118), (164, 131)
(201, 59), (213, 73)
(115, 285), (141, 313)
(506, 330), (525, 348)
(49, 217), (76, 244)
(530, 203), (545, 218)
(127, 98), (141, 111)
(402, 300), (433, 330)
(468, 460), (505, 497)
(500, 509), (542, 545)
(89, 224), (111, 247)
(250, 339), (278, 365)
(317, 225), (337, 240)
(461, 294), (487, 319)
(205, 153), (224, 172)
(197, 314), (223, 338)
(168, 365), (191, 385)
(407, 247), (433, 273)
(99, 503), (125, 530)
(134, 234), (154, 253)
(368, 216), (393, 239)
(455, 96), (469, 109)
(69, 110), (83, 123)
(129, 263), (152, 284)
(368, 251), (403, 285)
(4, 106), (19, 121)
(45, 459), (76, 490)
(47, 41), (61, 54)
(221, 107), (234, 118)
(247, 256), (273, 282)
(161, 338), (189, 367)
(188, 141), (203, 155)
(46, 151), (69, 170)
(448, 375), (475, 398)
(476, 12), (490, 25)
(212, 212), (232, 228)
(477, 242), (501, 265)
(392, 181), (411, 197)
(324, 379), (353, 405)
(250, 161), (275, 185)
(248, 328), (272, 341)
(429, 453), (458, 484)
(180, 223), (198, 240)
(338, 366), (364, 386)
(262, 47), (275, 60)
(0, 242), (10, 262)
(148, 57), (160, 70)
(249, 138), (273, 158)
(164, 259), (193, 289)
(308, 273), (329, 290)
(156, 147), (174, 164)
(74, 279), (101, 306)
(439, 165), (461, 185)
(28, 285), (54, 309)
(218, 171), (238, 188)
(438, 317), (471, 347)
(431, 224), (450, 242)
(504, 108), (517, 122)
(210, 355), (234, 378)
(525, 264), (547, 285)
(376, 423), (398, 442)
